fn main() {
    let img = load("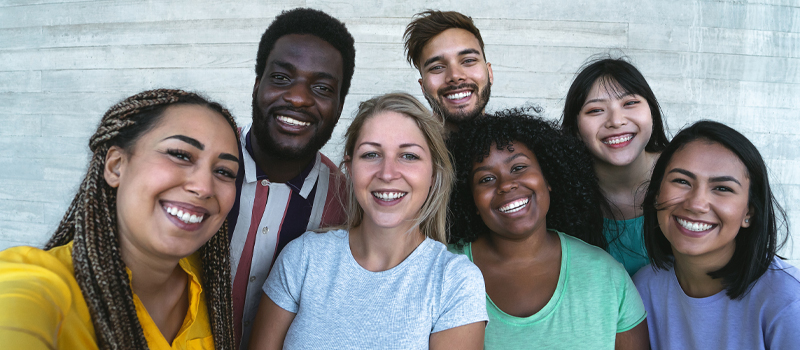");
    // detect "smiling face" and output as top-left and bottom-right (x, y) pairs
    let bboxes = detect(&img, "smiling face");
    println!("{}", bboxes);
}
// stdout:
(105, 104), (240, 261)
(577, 78), (653, 167)
(656, 140), (752, 264)
(348, 111), (434, 231)
(418, 28), (493, 125)
(471, 142), (550, 239)
(251, 34), (344, 160)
